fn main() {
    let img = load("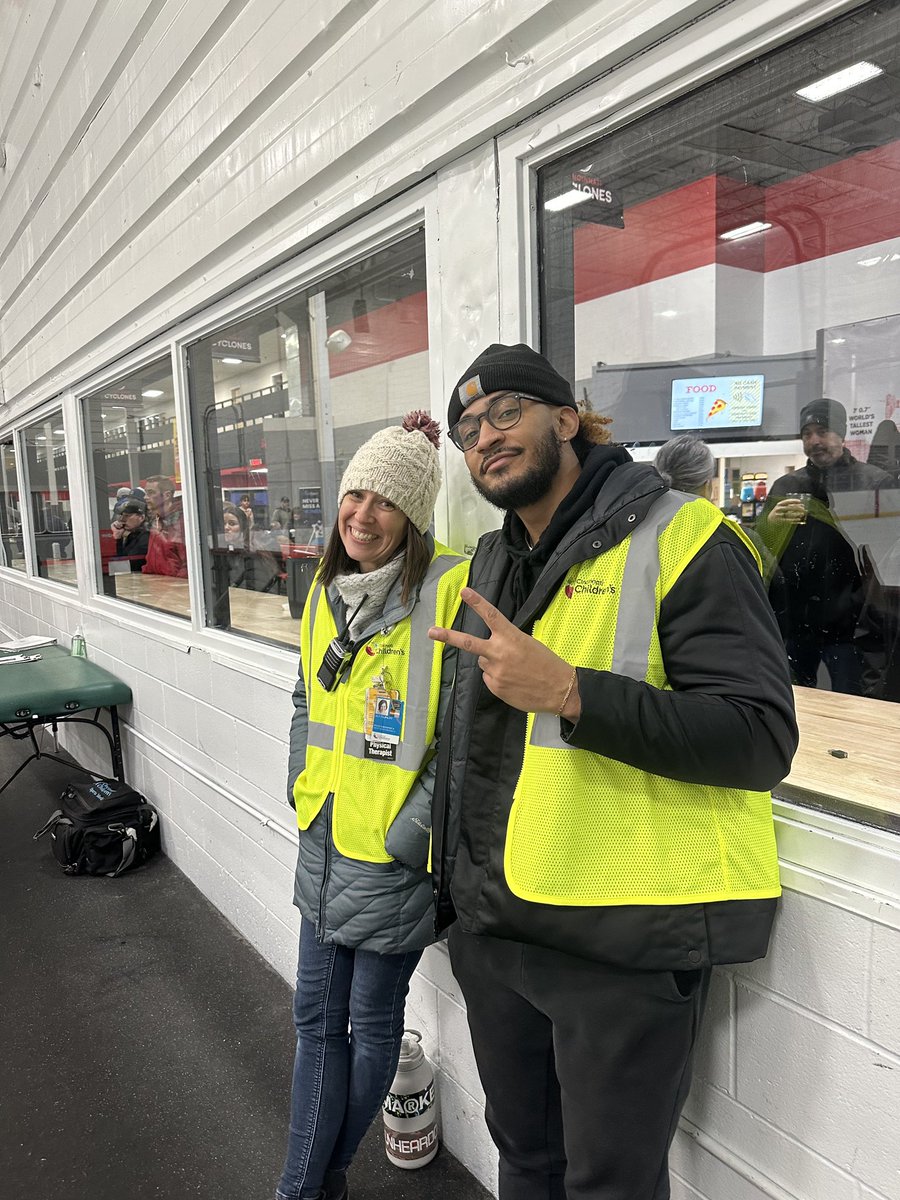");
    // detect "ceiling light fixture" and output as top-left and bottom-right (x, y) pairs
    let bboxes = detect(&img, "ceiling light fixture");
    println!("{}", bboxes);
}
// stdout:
(142, 388), (164, 398)
(221, 357), (243, 365)
(719, 221), (772, 241)
(796, 61), (883, 103)
(544, 190), (590, 212)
